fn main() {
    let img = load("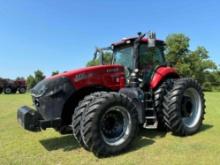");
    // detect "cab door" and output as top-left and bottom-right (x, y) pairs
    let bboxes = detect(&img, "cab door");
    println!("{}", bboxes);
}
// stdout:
(138, 44), (165, 87)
